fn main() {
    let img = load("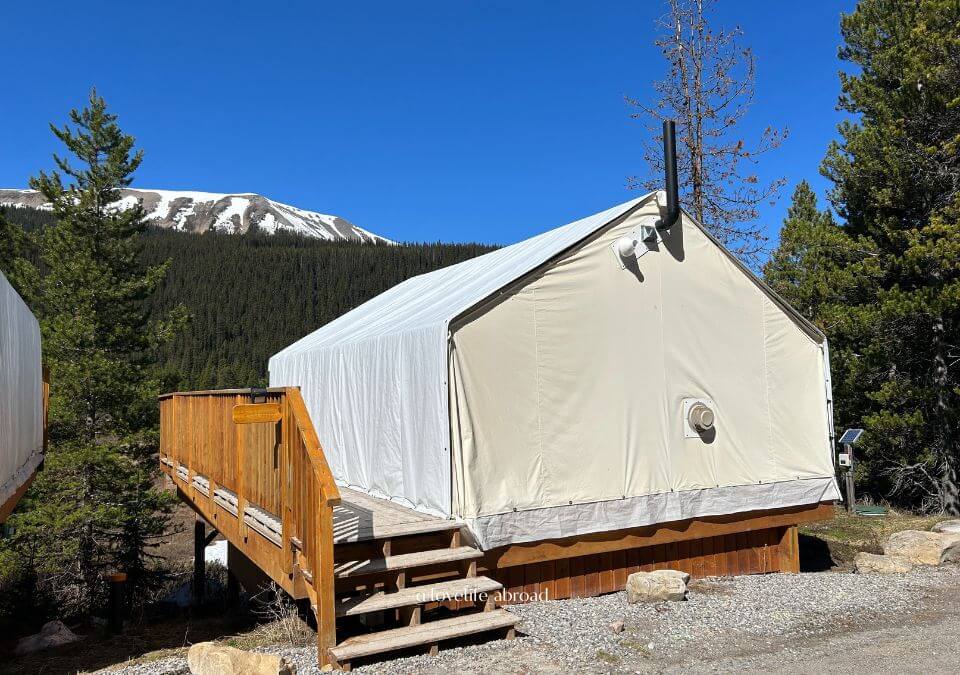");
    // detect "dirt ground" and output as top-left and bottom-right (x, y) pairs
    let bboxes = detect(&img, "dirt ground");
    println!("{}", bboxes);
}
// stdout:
(688, 607), (960, 674)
